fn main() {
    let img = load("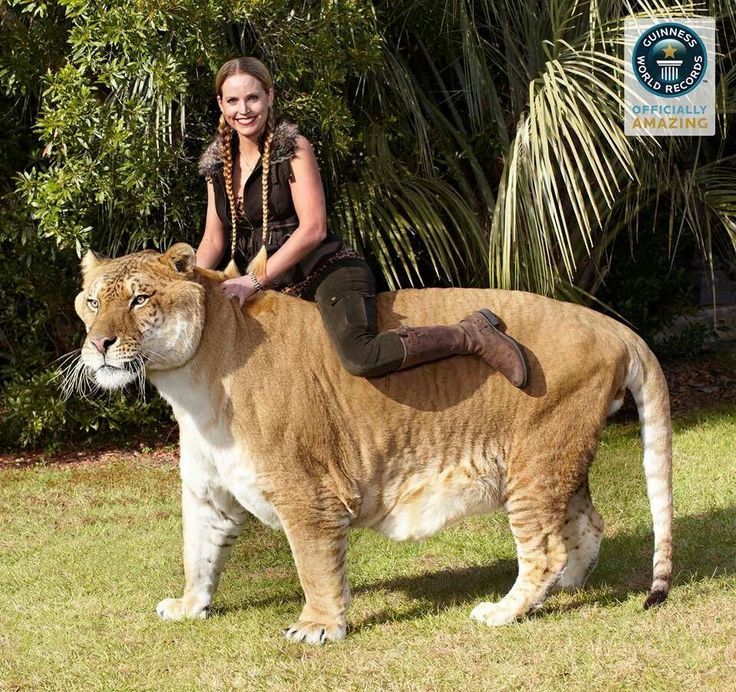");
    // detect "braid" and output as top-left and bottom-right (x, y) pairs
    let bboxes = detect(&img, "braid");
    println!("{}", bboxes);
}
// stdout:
(246, 116), (275, 279)
(219, 115), (240, 276)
